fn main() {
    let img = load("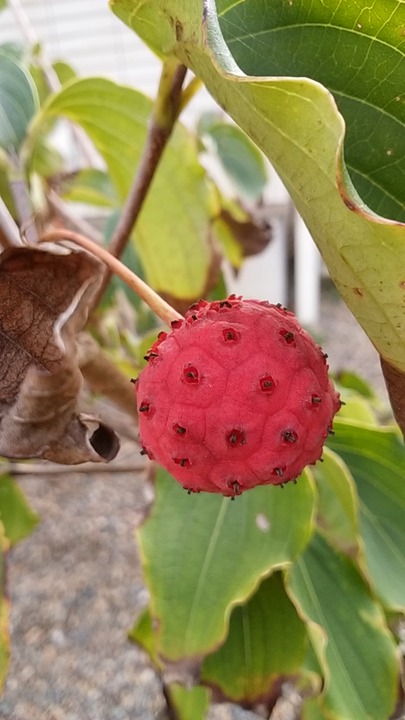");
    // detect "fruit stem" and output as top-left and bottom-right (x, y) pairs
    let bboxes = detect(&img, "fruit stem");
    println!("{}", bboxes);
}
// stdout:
(39, 229), (183, 327)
